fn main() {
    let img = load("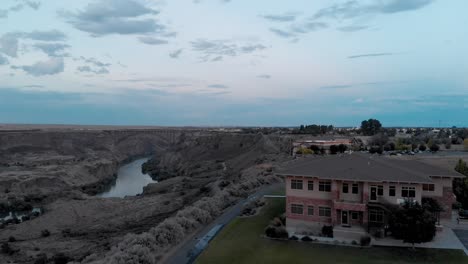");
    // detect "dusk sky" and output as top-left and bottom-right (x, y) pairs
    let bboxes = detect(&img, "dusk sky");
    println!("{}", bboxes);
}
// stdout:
(1, 0), (467, 127)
